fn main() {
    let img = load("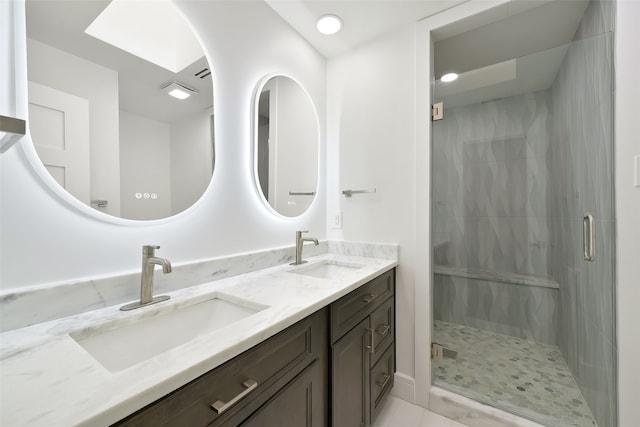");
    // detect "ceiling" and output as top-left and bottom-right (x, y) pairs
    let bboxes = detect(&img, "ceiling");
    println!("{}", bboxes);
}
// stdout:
(433, 0), (588, 106)
(267, 0), (587, 64)
(25, 0), (213, 124)
(267, 0), (589, 106)
(265, 0), (469, 58)
(26, 0), (590, 119)
(433, 0), (588, 78)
